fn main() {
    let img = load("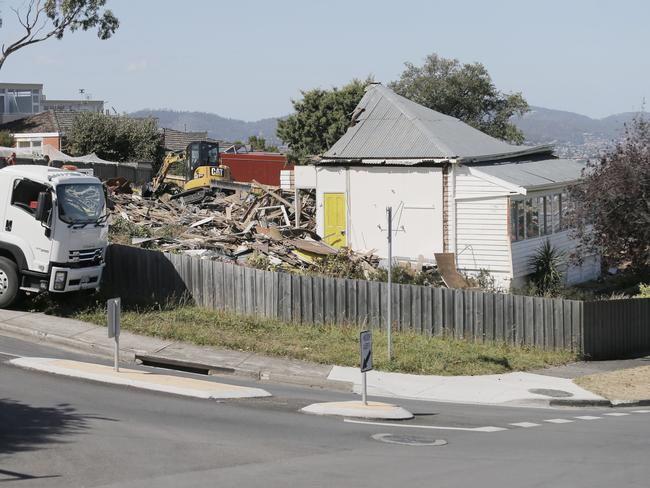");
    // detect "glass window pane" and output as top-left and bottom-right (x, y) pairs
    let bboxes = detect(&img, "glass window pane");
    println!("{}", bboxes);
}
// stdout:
(525, 198), (539, 238)
(538, 196), (547, 235)
(510, 200), (519, 242)
(552, 194), (560, 233)
(561, 192), (570, 230)
(17, 141), (30, 148)
(517, 201), (525, 240)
